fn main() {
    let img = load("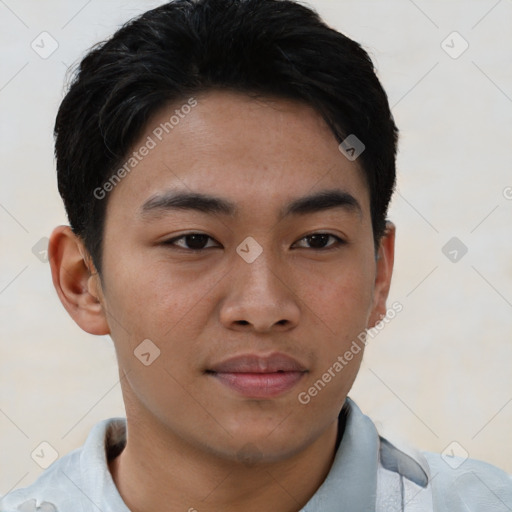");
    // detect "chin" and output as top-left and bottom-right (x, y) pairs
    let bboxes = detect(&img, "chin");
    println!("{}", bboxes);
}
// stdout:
(221, 423), (315, 463)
